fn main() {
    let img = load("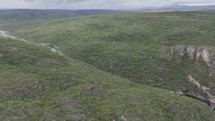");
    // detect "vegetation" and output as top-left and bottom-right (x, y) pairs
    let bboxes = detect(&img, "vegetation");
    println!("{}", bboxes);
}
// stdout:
(0, 38), (214, 120)
(3, 11), (215, 95)
(1, 11), (215, 120)
(0, 9), (123, 29)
